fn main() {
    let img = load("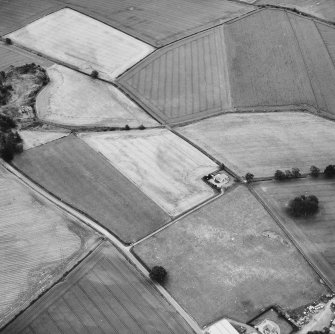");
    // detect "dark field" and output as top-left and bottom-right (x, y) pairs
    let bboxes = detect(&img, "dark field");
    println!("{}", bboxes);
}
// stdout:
(0, 44), (53, 71)
(134, 186), (328, 326)
(3, 242), (195, 333)
(58, 0), (254, 47)
(254, 177), (335, 289)
(13, 135), (170, 244)
(0, 0), (64, 35)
